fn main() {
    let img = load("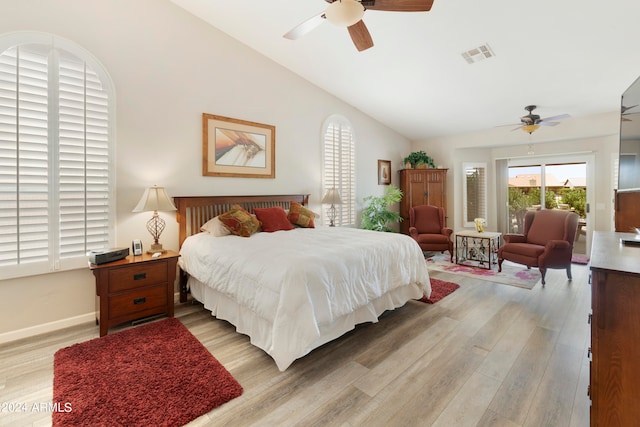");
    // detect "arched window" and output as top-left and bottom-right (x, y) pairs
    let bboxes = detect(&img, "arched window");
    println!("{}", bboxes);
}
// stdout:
(0, 33), (114, 279)
(322, 115), (356, 226)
